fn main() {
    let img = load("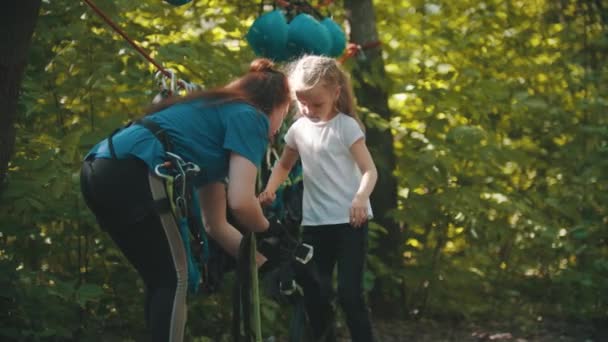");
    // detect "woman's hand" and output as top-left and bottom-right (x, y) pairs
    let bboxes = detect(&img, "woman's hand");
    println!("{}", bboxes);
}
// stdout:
(258, 190), (276, 207)
(350, 194), (368, 228)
